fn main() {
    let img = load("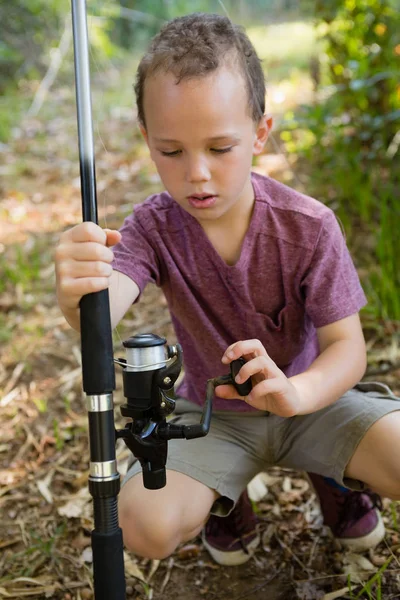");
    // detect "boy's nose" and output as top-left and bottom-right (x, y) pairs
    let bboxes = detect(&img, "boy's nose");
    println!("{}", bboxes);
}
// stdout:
(185, 157), (211, 183)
